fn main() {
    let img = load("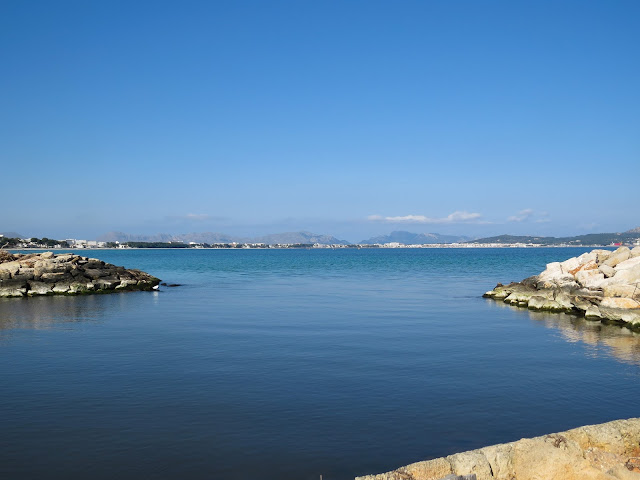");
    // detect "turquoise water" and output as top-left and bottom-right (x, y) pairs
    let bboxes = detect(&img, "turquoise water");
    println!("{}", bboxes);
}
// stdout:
(1, 248), (639, 480)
